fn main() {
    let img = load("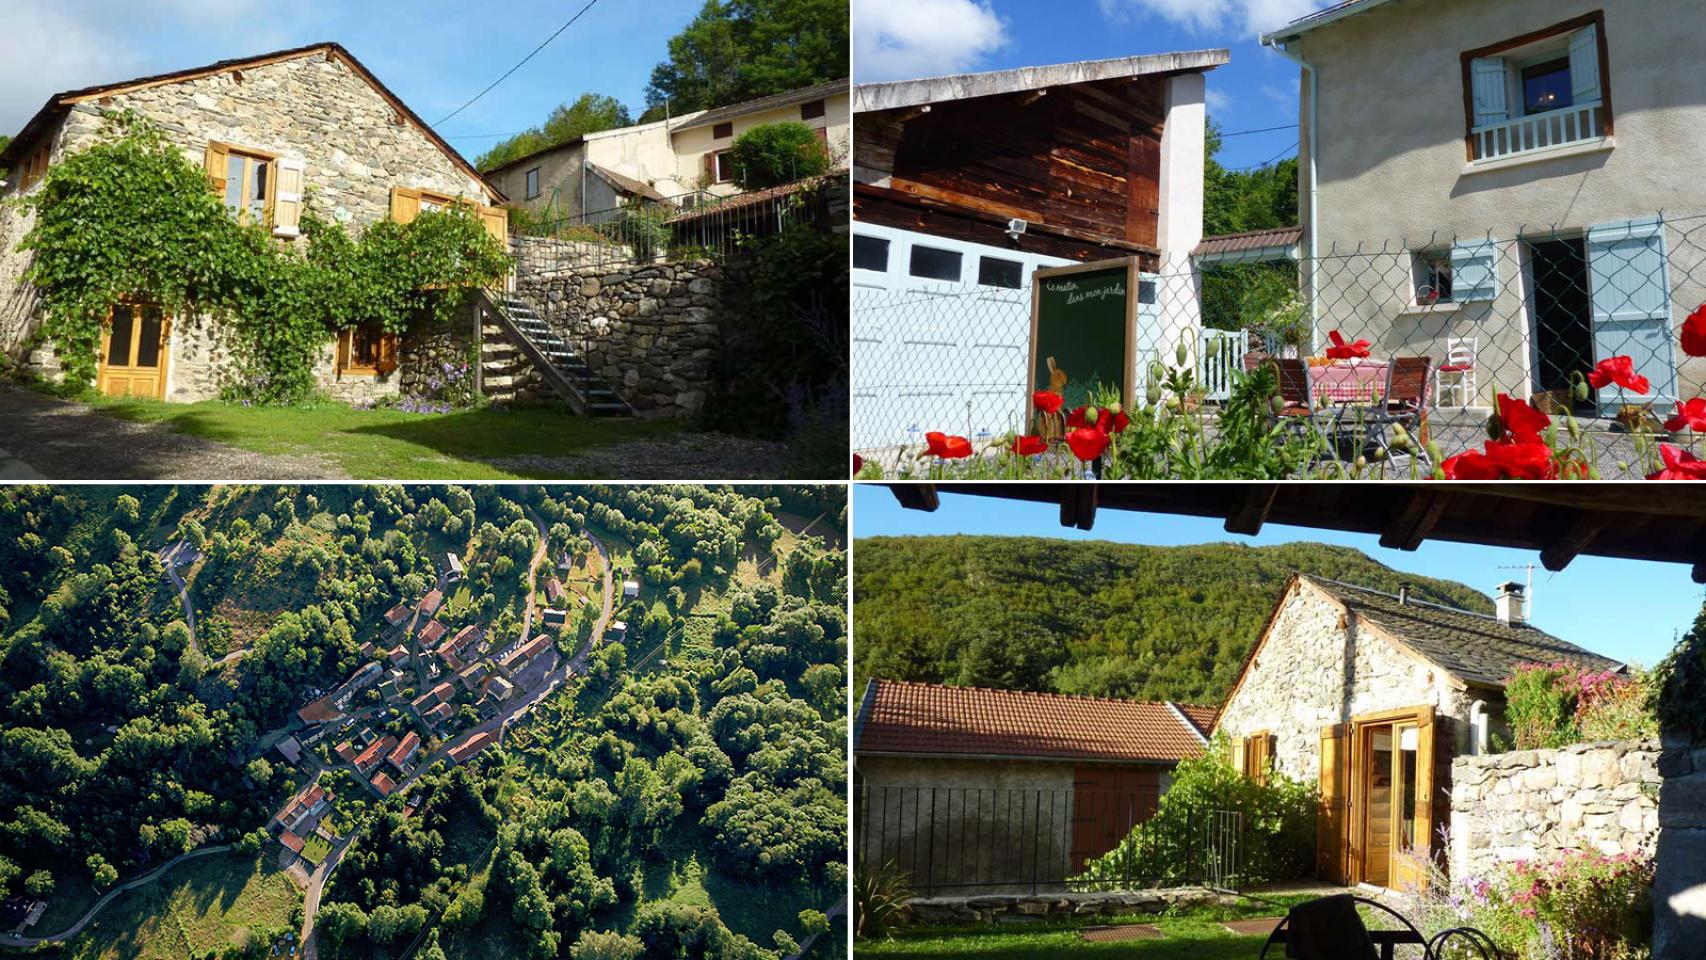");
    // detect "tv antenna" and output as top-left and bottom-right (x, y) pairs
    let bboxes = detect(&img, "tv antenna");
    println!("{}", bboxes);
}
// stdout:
(1497, 563), (1535, 619)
